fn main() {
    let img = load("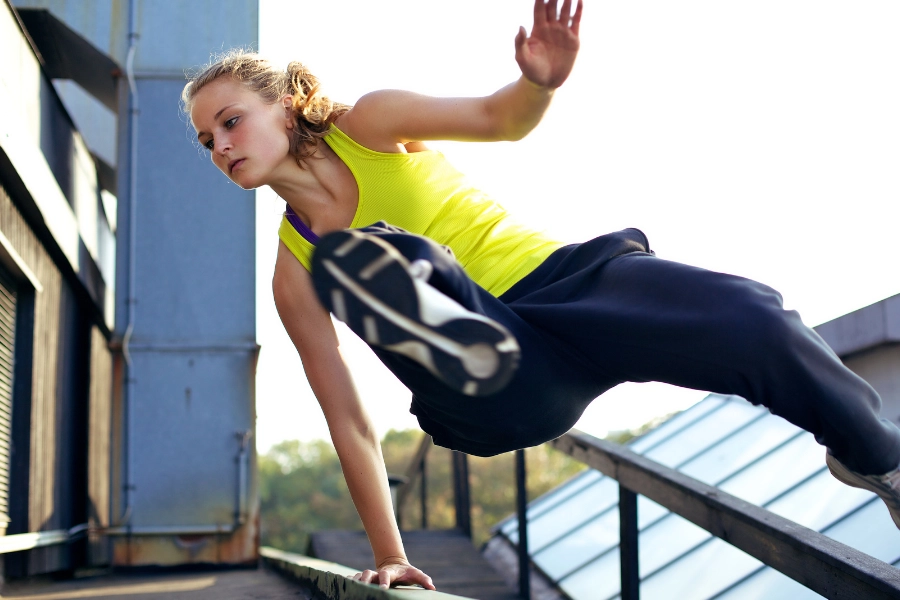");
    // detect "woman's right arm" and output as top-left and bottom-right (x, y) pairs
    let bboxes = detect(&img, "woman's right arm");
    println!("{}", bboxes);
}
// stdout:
(271, 241), (435, 591)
